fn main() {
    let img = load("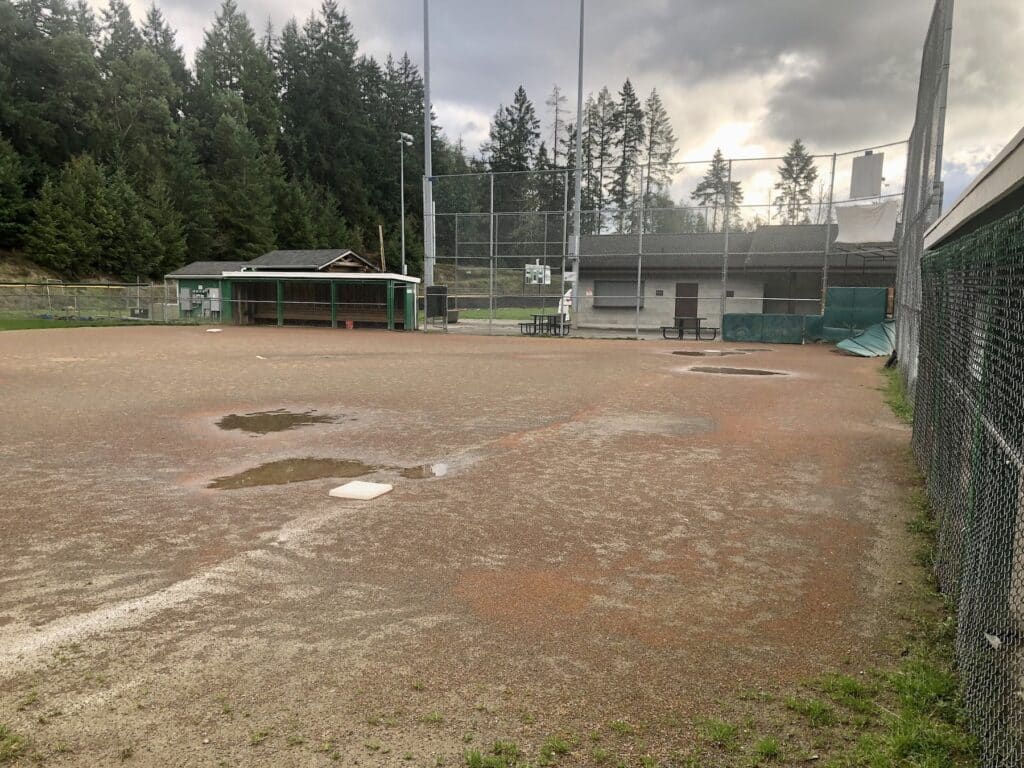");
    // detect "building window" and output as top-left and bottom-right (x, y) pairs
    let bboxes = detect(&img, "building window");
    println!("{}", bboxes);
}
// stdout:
(726, 290), (735, 298)
(593, 280), (644, 309)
